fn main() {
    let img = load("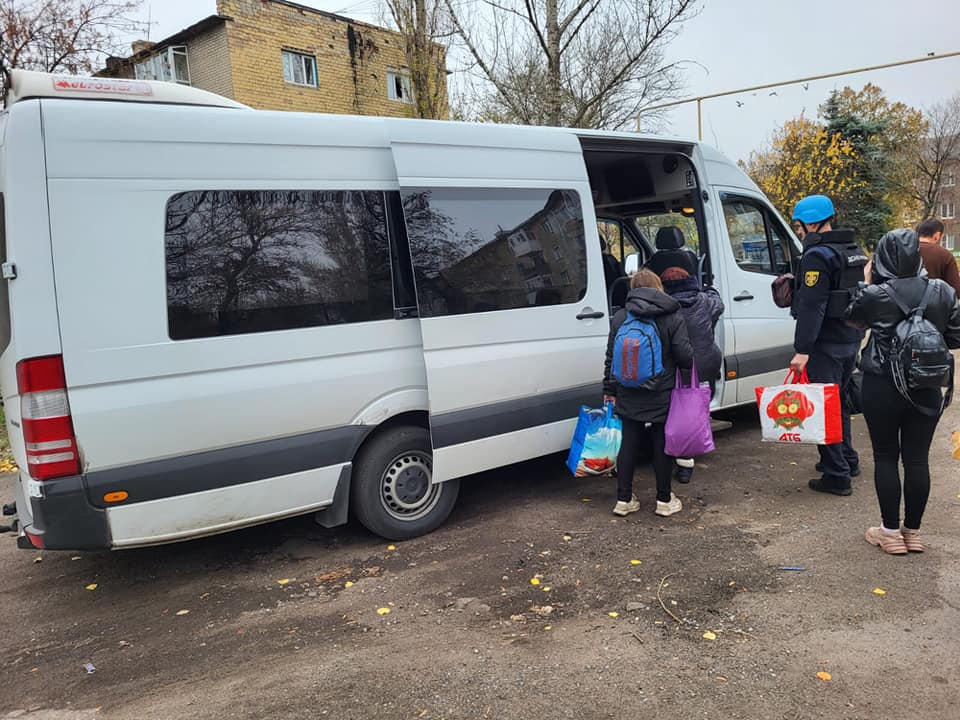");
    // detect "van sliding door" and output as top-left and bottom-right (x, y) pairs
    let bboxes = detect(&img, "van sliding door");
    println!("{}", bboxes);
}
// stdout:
(389, 125), (609, 483)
